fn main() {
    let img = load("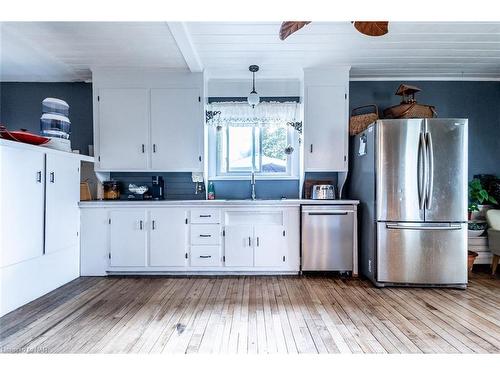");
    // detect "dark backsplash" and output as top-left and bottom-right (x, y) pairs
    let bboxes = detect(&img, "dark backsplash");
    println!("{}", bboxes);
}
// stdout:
(110, 172), (205, 200)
